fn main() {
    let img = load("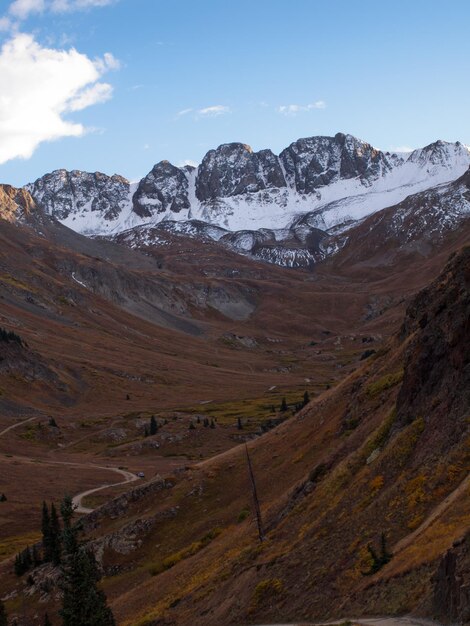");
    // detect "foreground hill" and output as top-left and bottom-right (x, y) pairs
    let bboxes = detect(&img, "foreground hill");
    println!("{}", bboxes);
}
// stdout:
(2, 244), (466, 625)
(92, 245), (468, 626)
